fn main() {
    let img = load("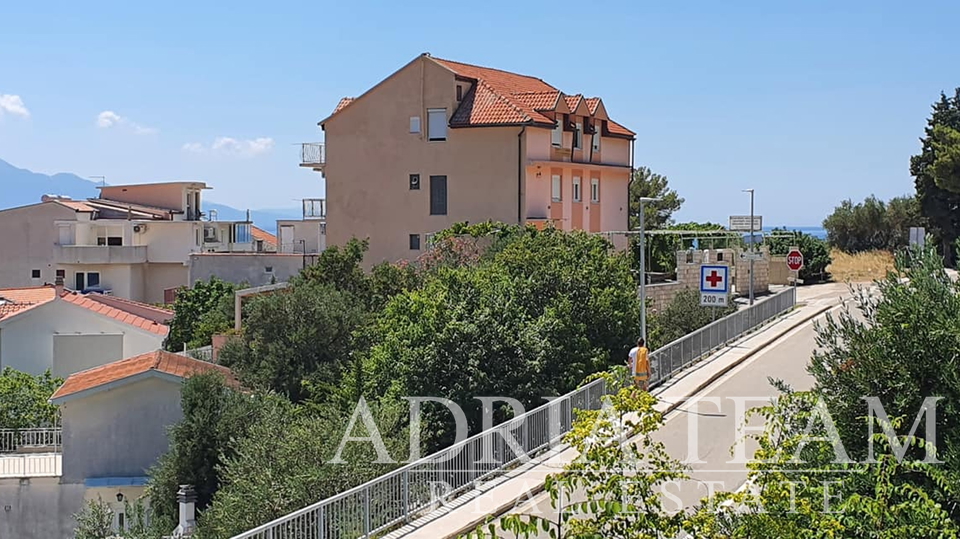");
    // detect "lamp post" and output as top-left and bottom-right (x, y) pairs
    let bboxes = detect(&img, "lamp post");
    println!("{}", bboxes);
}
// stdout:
(638, 197), (660, 344)
(743, 188), (755, 306)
